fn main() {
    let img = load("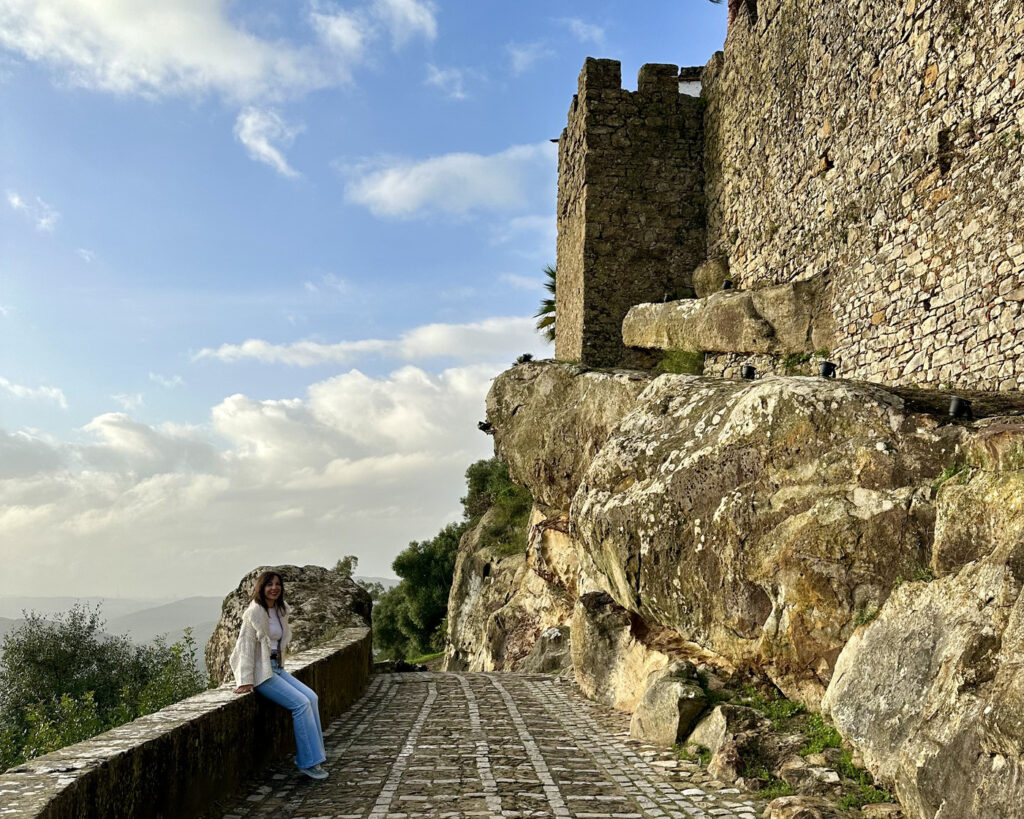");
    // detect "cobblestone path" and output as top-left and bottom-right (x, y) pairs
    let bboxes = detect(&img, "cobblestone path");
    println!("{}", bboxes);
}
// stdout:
(216, 673), (764, 819)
